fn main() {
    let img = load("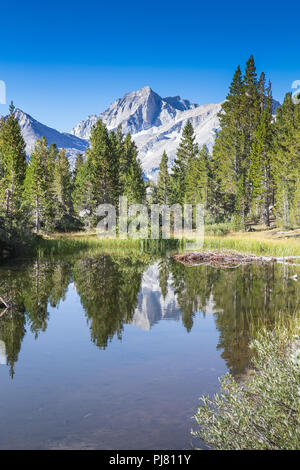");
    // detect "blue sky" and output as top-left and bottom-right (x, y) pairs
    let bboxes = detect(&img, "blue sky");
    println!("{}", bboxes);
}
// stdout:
(0, 0), (299, 131)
